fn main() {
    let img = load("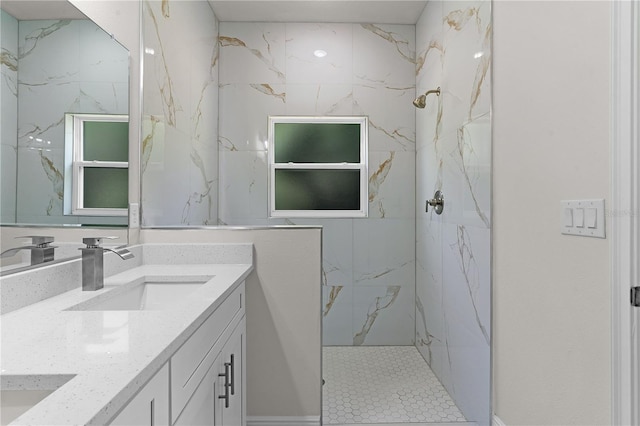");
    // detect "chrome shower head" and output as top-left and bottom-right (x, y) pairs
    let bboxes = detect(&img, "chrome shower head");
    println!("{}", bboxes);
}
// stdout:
(413, 95), (426, 109)
(413, 87), (441, 109)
